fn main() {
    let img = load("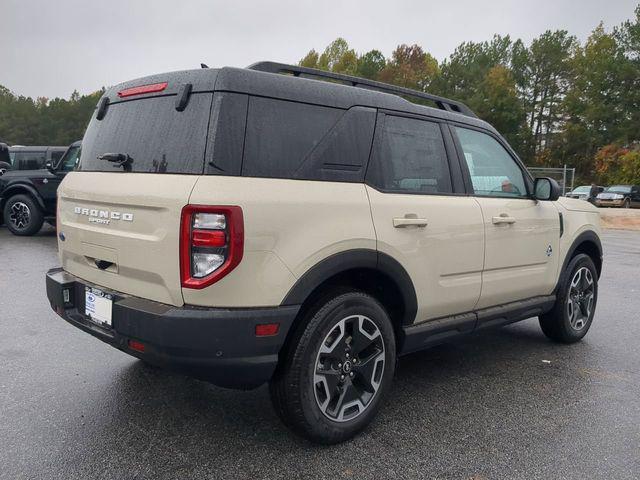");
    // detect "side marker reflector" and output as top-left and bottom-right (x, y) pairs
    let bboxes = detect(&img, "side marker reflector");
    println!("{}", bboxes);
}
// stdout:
(128, 340), (146, 353)
(255, 323), (280, 337)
